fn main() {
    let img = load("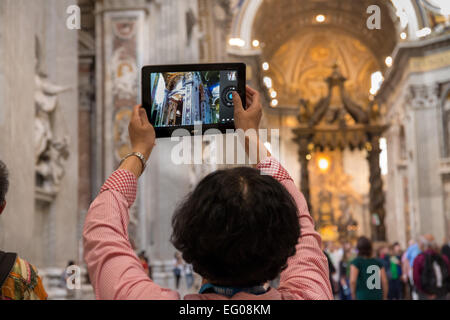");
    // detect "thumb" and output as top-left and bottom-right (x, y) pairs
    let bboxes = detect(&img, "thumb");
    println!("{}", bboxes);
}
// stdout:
(232, 91), (244, 115)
